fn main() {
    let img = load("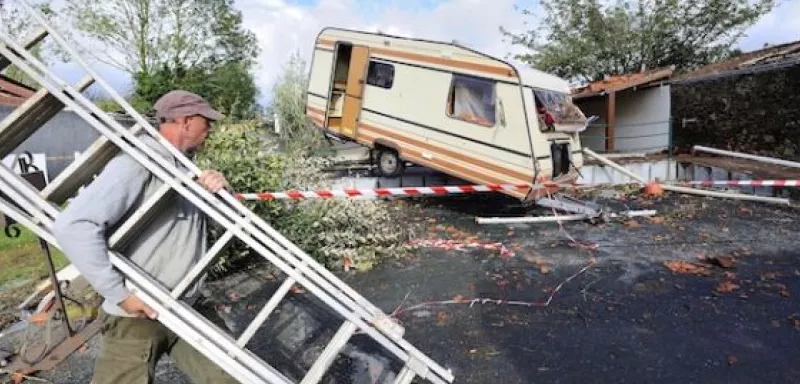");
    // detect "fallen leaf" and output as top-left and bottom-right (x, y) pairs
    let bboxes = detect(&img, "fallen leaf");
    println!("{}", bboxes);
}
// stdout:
(507, 231), (515, 236)
(664, 260), (710, 275)
(716, 281), (740, 294)
(539, 264), (551, 275)
(772, 320), (781, 328)
(649, 216), (665, 225)
(780, 289), (791, 298)
(624, 219), (641, 228)
(740, 207), (753, 214)
(436, 311), (449, 326)
(725, 272), (737, 279)
(727, 355), (738, 366)
(795, 320), (800, 330)
(291, 285), (306, 294)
